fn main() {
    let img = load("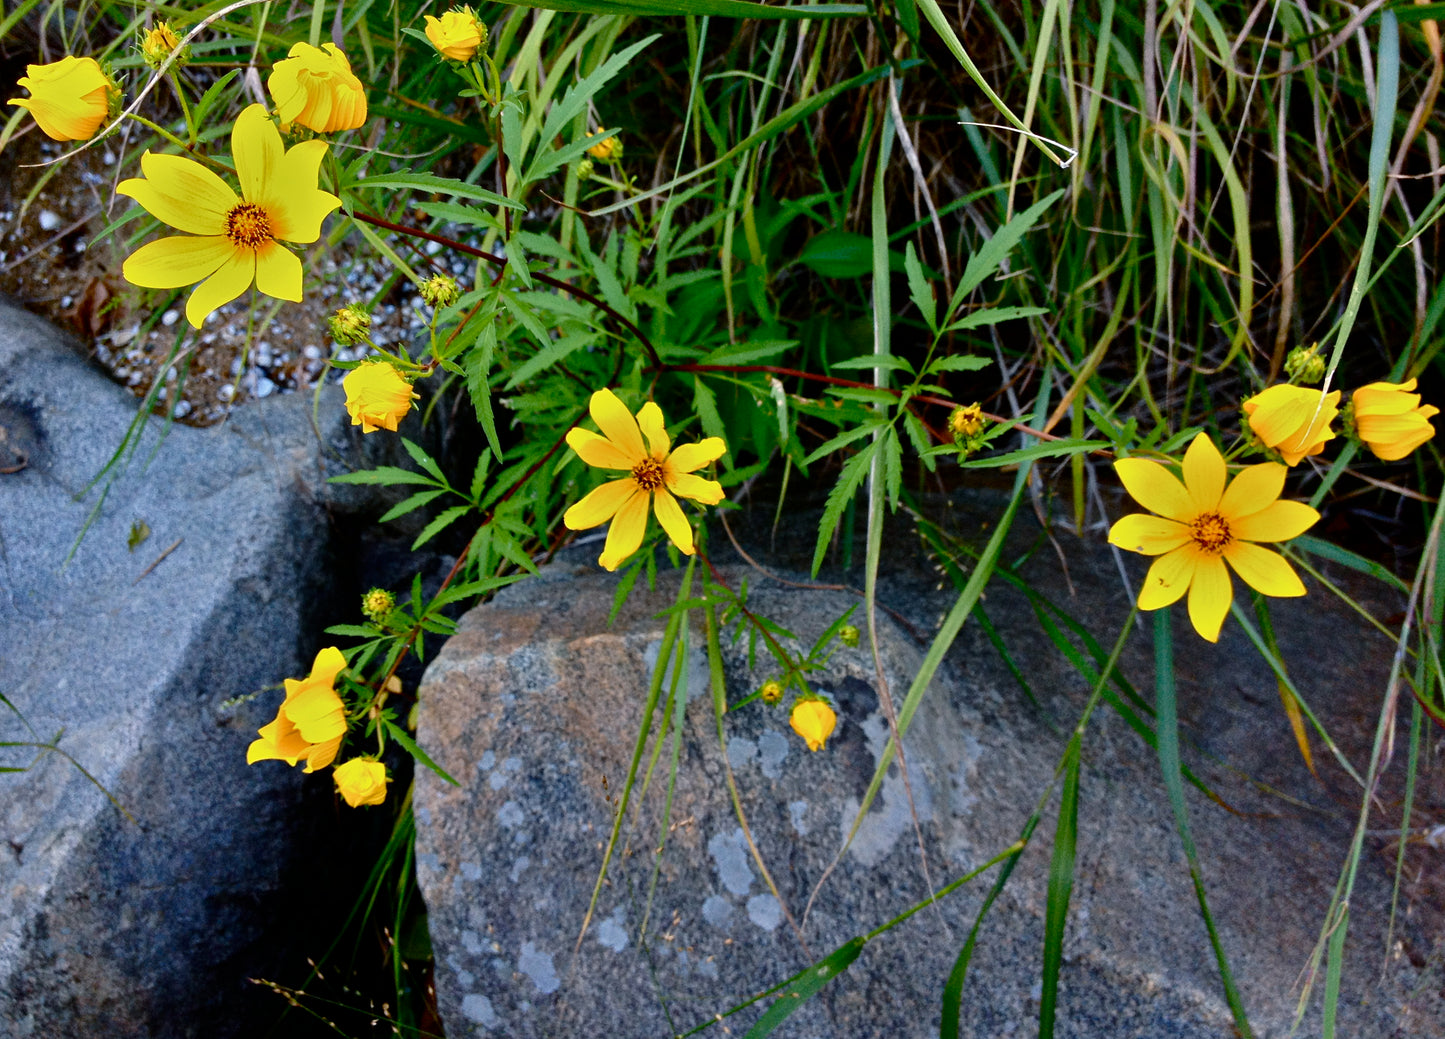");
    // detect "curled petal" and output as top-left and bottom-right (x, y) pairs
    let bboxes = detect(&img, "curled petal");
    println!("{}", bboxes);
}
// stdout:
(309, 646), (348, 685)
(303, 734), (343, 773)
(1107, 514), (1189, 556)
(1218, 462), (1286, 522)
(637, 402), (670, 459)
(1181, 433), (1226, 513)
(651, 486), (695, 555)
(667, 472), (725, 506)
(567, 428), (635, 470)
(668, 438), (727, 473)
(1230, 499), (1319, 543)
(1186, 554), (1232, 643)
(589, 388), (646, 461)
(598, 488), (650, 571)
(1137, 546), (1196, 610)
(1224, 542), (1307, 598)
(564, 478), (639, 531)
(1114, 458), (1193, 522)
